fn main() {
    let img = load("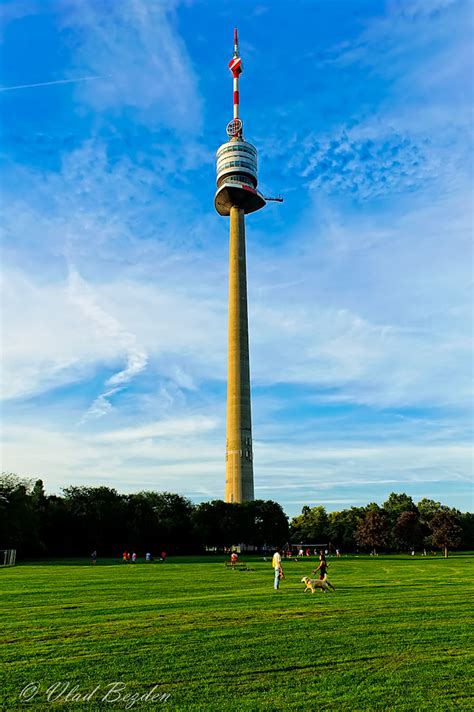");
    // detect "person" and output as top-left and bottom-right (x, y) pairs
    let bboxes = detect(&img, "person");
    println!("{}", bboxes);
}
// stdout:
(231, 551), (238, 569)
(298, 548), (304, 558)
(145, 552), (151, 562)
(272, 547), (284, 590)
(122, 551), (127, 563)
(132, 552), (137, 563)
(336, 548), (341, 557)
(314, 552), (328, 580)
(313, 552), (335, 590)
(305, 548), (310, 557)
(127, 552), (131, 562)
(91, 550), (97, 565)
(161, 550), (167, 562)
